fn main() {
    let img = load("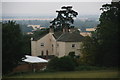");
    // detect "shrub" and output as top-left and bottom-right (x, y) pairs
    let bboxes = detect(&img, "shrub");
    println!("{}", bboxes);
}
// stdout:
(46, 57), (59, 71)
(58, 56), (75, 71)
(46, 56), (75, 71)
(68, 52), (80, 66)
